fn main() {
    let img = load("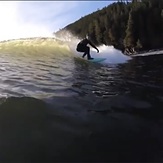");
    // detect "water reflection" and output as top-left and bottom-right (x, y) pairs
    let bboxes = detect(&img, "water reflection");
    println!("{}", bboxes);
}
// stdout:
(62, 55), (163, 162)
(72, 55), (163, 120)
(117, 54), (163, 101)
(72, 57), (123, 97)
